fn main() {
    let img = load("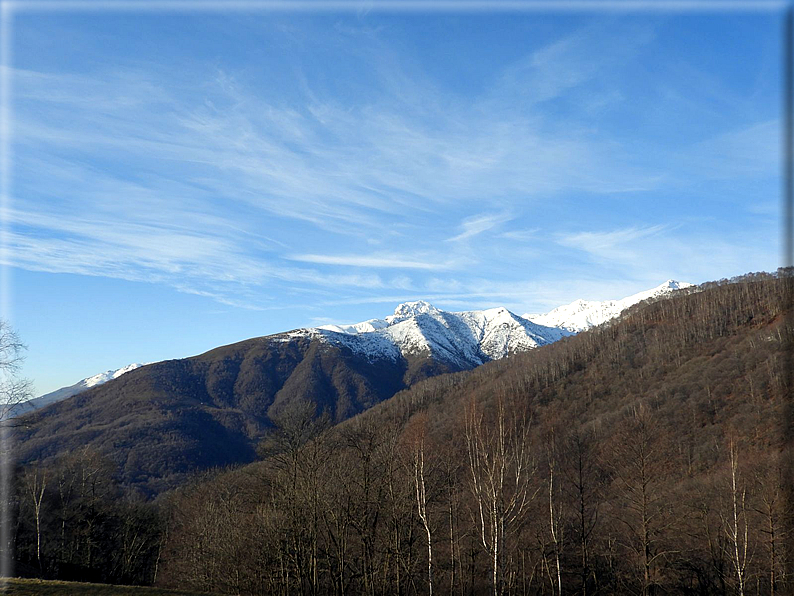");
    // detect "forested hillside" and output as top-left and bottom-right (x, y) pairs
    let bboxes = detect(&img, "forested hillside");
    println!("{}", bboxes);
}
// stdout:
(9, 272), (792, 595)
(13, 332), (455, 494)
